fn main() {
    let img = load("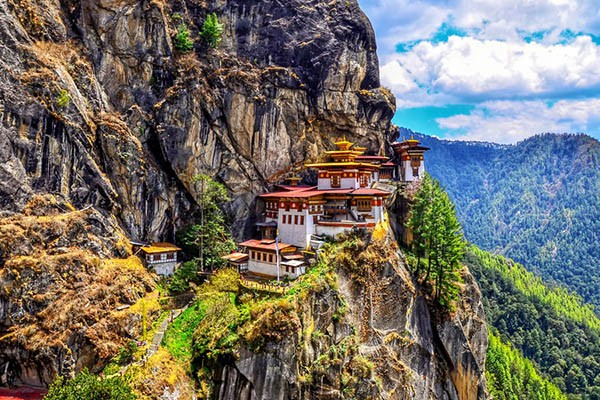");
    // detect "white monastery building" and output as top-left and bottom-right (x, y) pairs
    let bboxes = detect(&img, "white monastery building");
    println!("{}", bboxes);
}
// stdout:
(225, 136), (429, 279)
